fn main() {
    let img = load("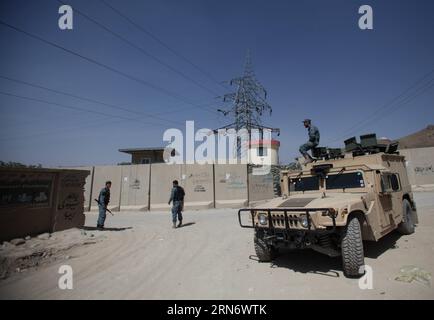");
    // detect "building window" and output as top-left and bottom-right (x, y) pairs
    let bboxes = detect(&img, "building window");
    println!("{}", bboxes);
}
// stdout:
(141, 158), (151, 164)
(257, 146), (268, 157)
